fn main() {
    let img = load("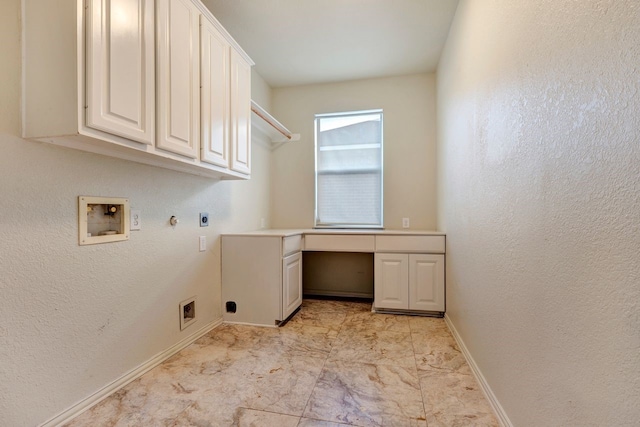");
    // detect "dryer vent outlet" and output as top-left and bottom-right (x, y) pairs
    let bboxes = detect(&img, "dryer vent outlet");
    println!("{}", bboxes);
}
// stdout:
(179, 297), (197, 330)
(226, 301), (237, 313)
